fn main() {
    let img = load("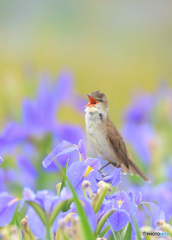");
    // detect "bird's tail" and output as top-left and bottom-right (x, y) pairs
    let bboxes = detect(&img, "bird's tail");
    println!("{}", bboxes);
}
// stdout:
(121, 155), (151, 183)
(129, 160), (151, 183)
